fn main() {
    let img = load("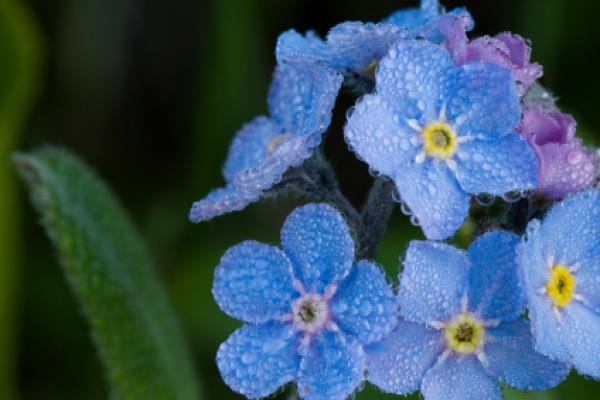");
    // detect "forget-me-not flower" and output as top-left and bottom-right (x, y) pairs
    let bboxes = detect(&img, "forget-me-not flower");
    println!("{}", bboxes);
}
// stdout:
(519, 190), (600, 378)
(213, 204), (397, 400)
(366, 231), (570, 400)
(188, 61), (342, 222)
(518, 107), (597, 200)
(344, 39), (538, 240)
